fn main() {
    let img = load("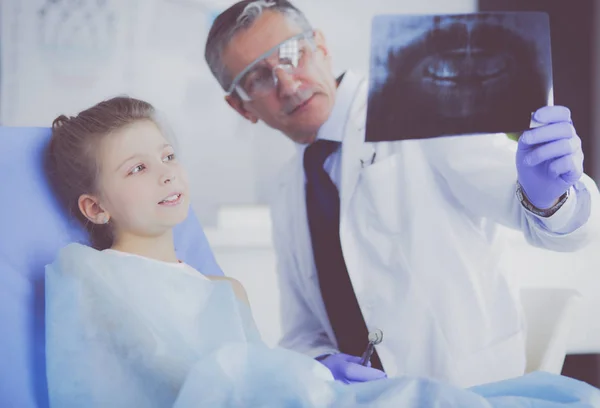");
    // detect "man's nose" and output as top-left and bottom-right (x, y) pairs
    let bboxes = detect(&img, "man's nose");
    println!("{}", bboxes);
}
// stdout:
(274, 66), (301, 96)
